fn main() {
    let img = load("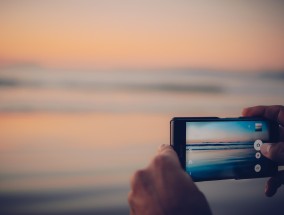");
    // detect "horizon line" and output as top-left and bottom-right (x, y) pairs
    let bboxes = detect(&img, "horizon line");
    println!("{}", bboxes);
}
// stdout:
(0, 61), (284, 74)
